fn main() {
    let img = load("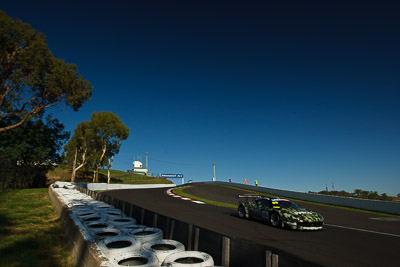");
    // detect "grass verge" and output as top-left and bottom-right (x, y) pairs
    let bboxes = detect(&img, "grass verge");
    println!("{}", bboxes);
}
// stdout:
(0, 188), (74, 267)
(172, 186), (237, 209)
(46, 167), (173, 185)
